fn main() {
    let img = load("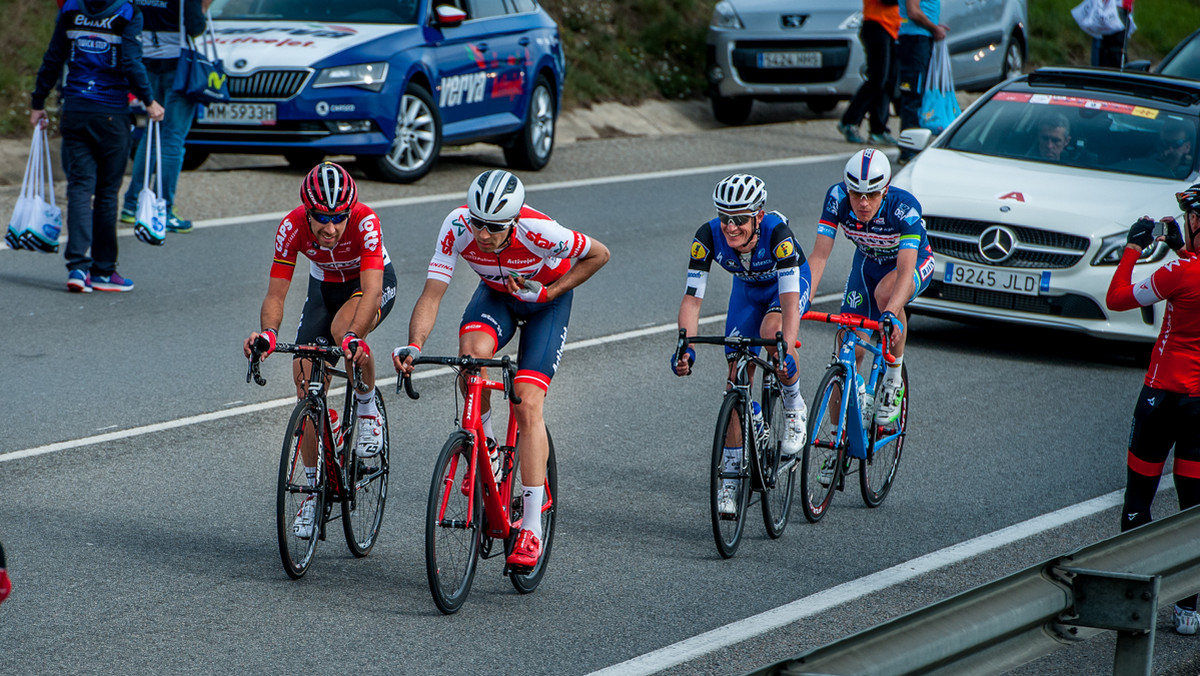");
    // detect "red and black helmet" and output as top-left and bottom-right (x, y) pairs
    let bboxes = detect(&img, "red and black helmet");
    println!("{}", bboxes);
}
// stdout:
(1177, 184), (1200, 216)
(300, 161), (357, 214)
